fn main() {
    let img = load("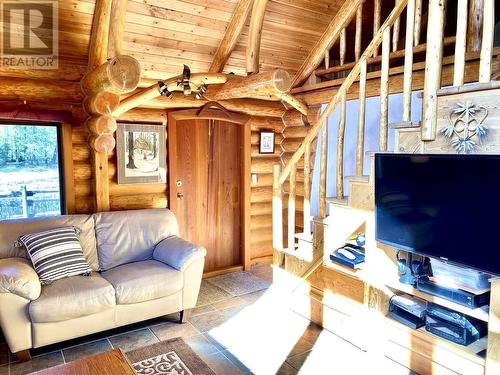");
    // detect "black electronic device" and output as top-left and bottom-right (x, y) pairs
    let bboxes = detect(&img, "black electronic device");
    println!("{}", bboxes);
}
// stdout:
(425, 303), (487, 346)
(375, 153), (500, 276)
(417, 278), (490, 308)
(389, 294), (427, 329)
